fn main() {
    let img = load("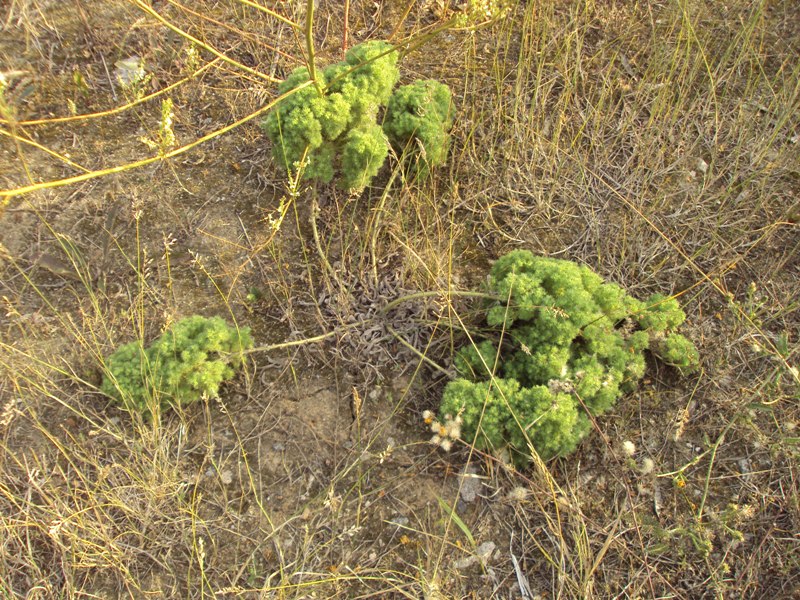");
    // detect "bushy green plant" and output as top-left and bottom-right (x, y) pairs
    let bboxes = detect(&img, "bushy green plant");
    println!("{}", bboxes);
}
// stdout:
(101, 316), (253, 415)
(439, 250), (699, 466)
(340, 122), (390, 189)
(383, 79), (454, 177)
(261, 41), (399, 188)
